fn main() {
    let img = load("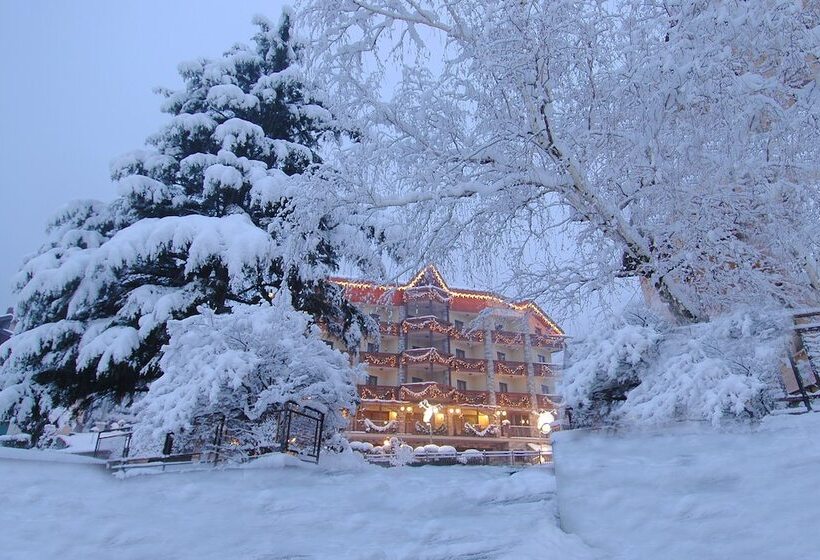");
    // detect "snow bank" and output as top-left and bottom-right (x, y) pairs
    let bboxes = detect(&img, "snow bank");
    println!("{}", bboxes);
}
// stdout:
(554, 413), (820, 559)
(0, 455), (593, 559)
